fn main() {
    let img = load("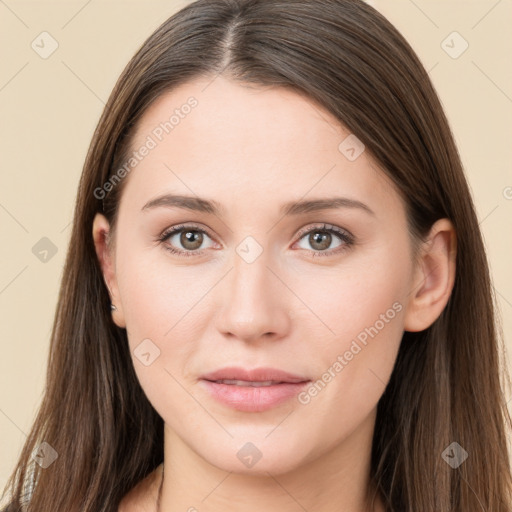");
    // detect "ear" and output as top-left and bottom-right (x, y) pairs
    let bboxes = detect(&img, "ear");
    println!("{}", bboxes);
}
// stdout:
(403, 218), (457, 332)
(92, 213), (126, 328)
